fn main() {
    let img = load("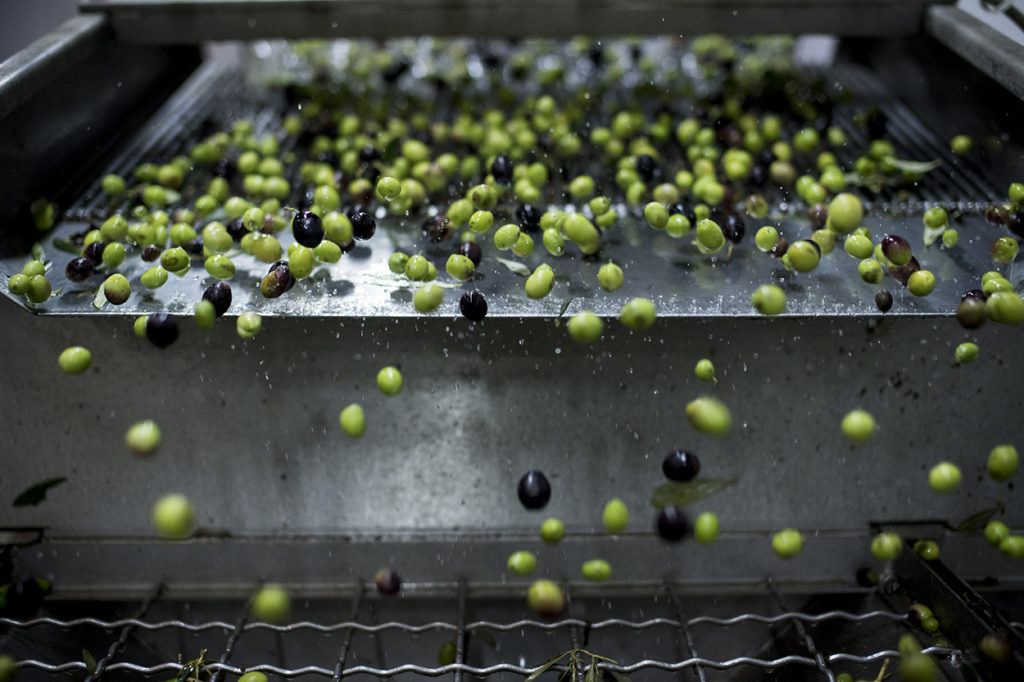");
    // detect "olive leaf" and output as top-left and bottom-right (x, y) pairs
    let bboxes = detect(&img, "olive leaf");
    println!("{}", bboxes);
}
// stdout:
(585, 663), (599, 682)
(923, 223), (945, 247)
(650, 477), (738, 509)
(469, 626), (497, 648)
(13, 476), (67, 507)
(92, 285), (107, 310)
(955, 504), (1004, 532)
(53, 238), (80, 255)
(83, 649), (97, 675)
(884, 158), (941, 175)
(495, 257), (531, 276)
(524, 651), (571, 682)
(31, 242), (47, 263)
(381, 137), (402, 163)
